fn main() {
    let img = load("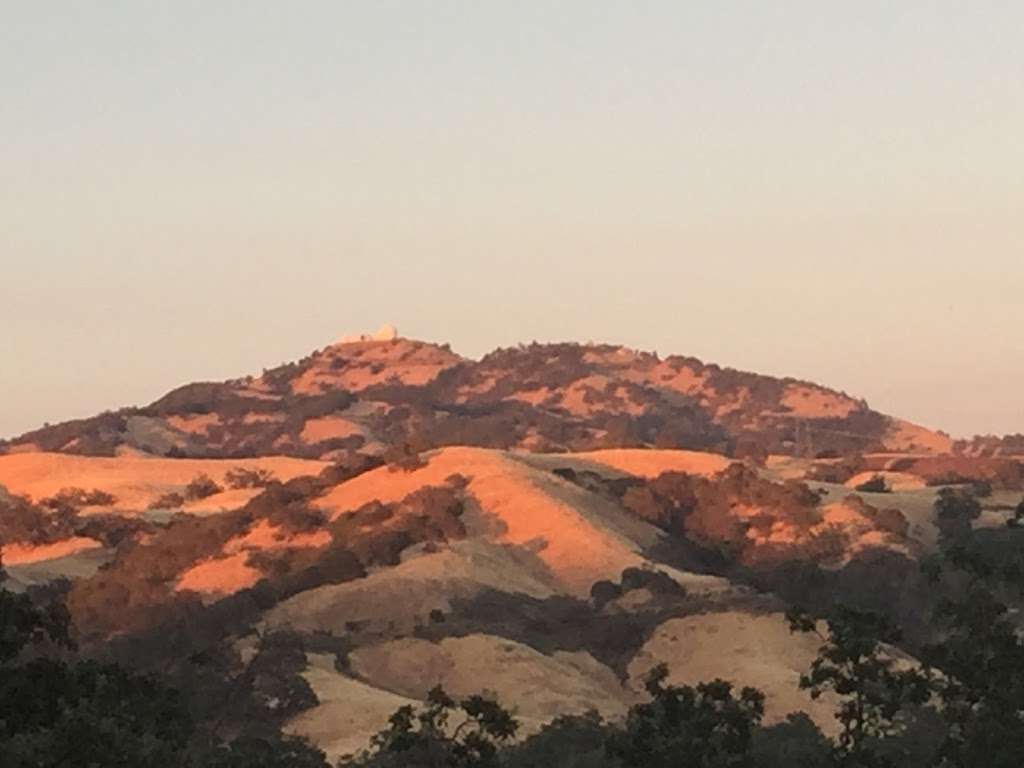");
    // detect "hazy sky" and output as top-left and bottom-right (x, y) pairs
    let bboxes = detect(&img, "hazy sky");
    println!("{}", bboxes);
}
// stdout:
(3, 2), (1022, 440)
